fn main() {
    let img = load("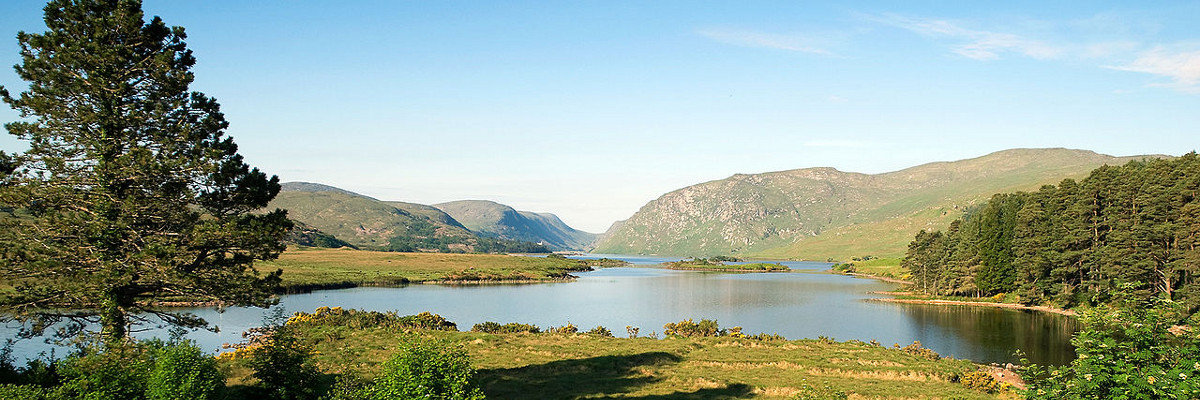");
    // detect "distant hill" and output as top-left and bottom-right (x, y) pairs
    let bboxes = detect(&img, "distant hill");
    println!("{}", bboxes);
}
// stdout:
(433, 200), (597, 251)
(272, 182), (475, 249)
(591, 148), (1165, 260)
